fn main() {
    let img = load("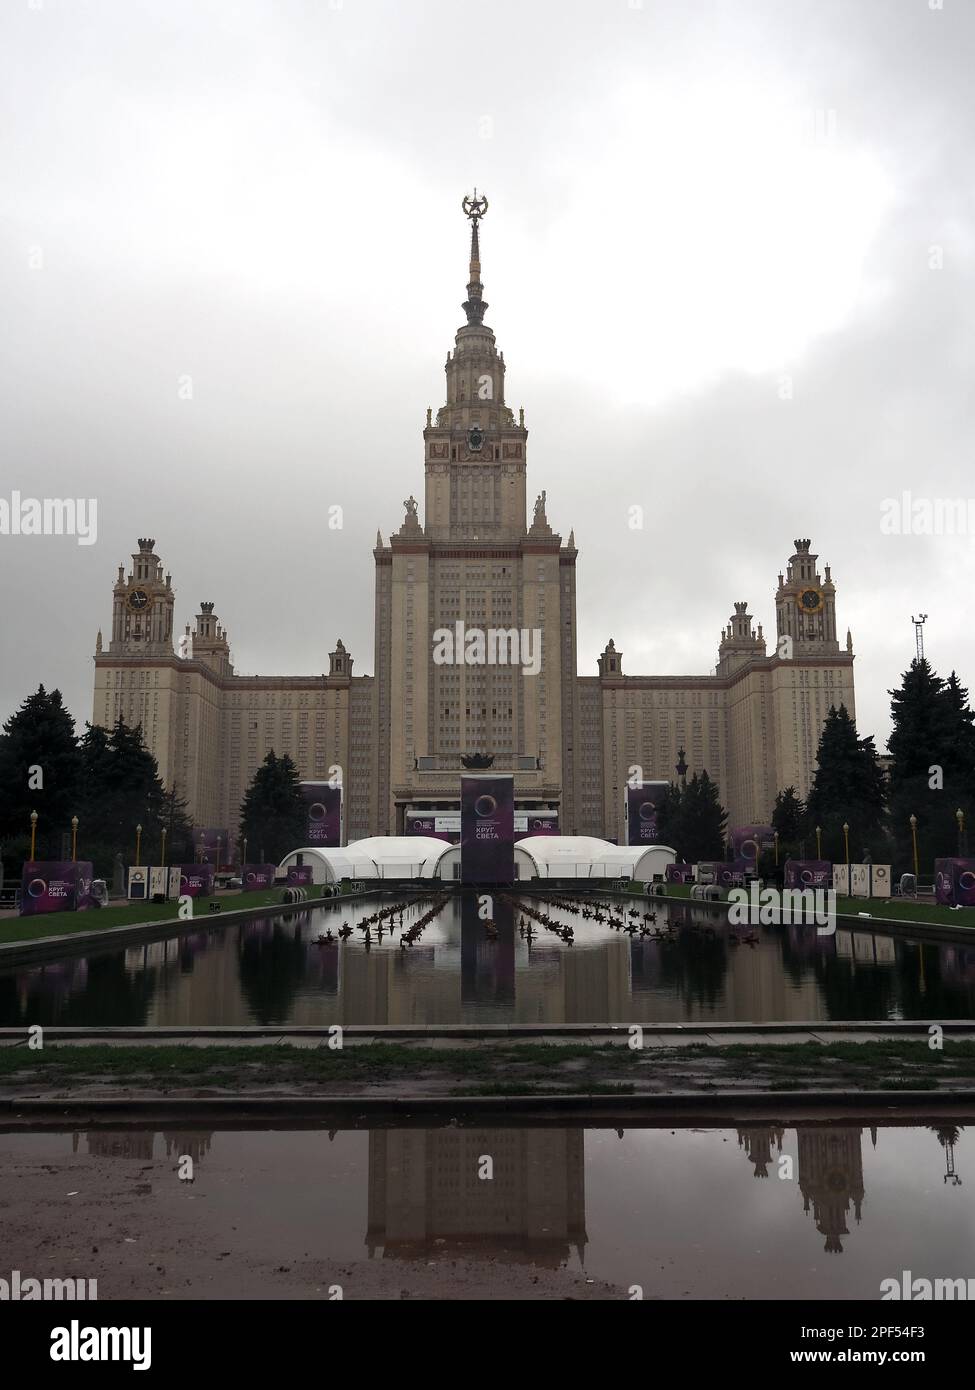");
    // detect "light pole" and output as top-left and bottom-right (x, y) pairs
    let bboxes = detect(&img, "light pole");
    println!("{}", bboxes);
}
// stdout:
(910, 813), (919, 880)
(957, 808), (966, 856)
(842, 822), (850, 882)
(135, 823), (143, 868)
(160, 826), (167, 867)
(30, 809), (38, 861)
(71, 815), (79, 862)
(773, 830), (780, 867)
(815, 824), (822, 859)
